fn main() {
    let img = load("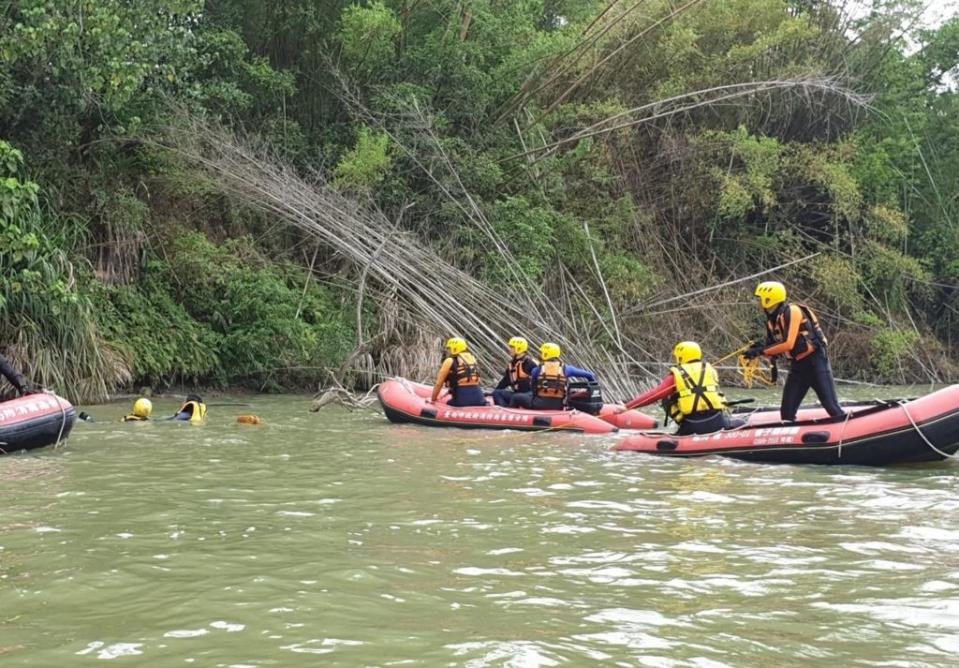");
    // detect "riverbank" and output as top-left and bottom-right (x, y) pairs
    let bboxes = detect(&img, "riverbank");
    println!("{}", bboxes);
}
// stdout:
(2, 1), (957, 403)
